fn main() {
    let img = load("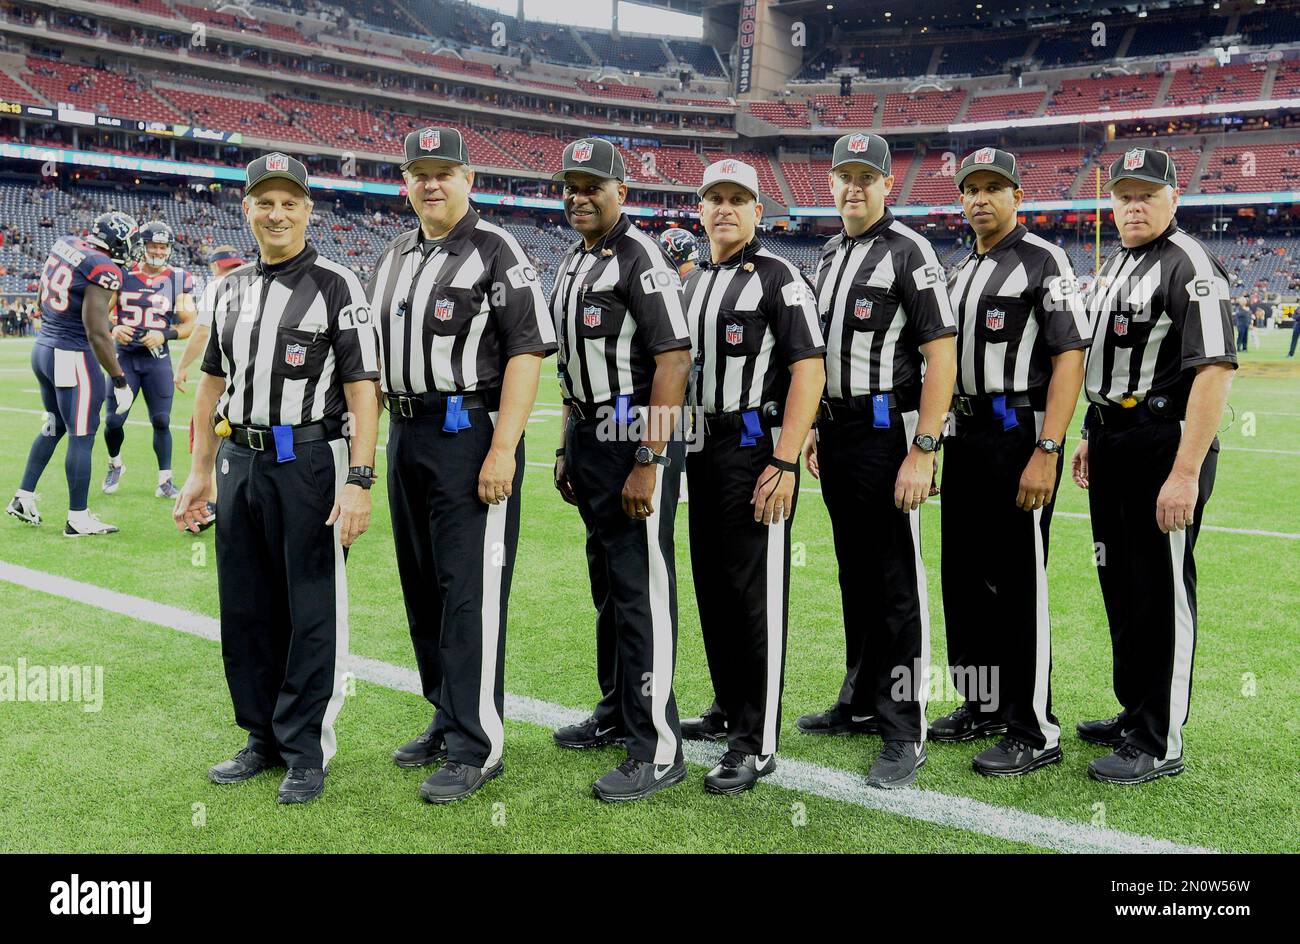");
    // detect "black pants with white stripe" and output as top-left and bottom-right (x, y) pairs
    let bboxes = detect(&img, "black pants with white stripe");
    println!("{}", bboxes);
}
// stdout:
(818, 407), (930, 743)
(567, 418), (684, 765)
(687, 427), (795, 756)
(215, 436), (350, 769)
(941, 408), (1061, 749)
(388, 409), (521, 769)
(1089, 416), (1216, 761)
